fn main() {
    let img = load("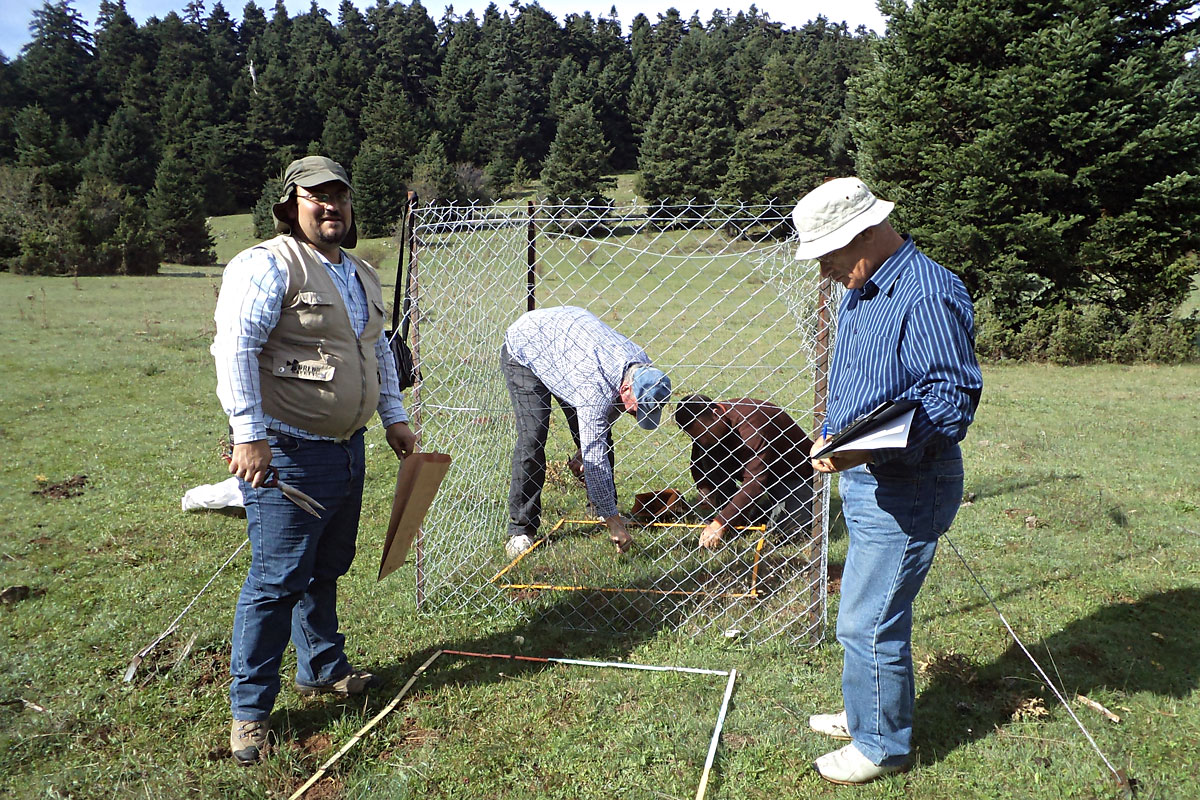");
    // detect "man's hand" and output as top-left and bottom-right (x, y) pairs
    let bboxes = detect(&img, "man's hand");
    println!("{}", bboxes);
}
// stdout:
(810, 435), (873, 473)
(385, 422), (417, 459)
(605, 515), (633, 554)
(229, 440), (273, 488)
(567, 449), (585, 483)
(699, 519), (726, 549)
